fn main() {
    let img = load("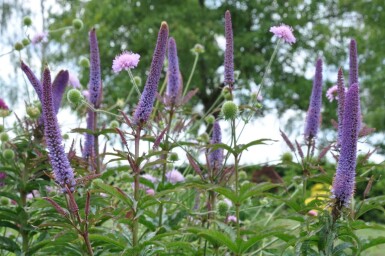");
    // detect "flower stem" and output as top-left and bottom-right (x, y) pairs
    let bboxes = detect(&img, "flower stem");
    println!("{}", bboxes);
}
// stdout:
(183, 52), (200, 97)
(230, 118), (240, 241)
(127, 69), (142, 97)
(132, 126), (141, 254)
